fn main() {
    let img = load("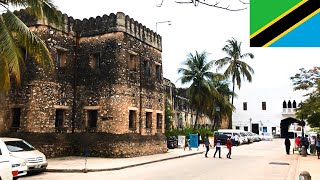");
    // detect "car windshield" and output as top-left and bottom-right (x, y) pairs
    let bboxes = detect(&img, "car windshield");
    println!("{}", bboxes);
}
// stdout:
(240, 133), (247, 136)
(5, 140), (35, 152)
